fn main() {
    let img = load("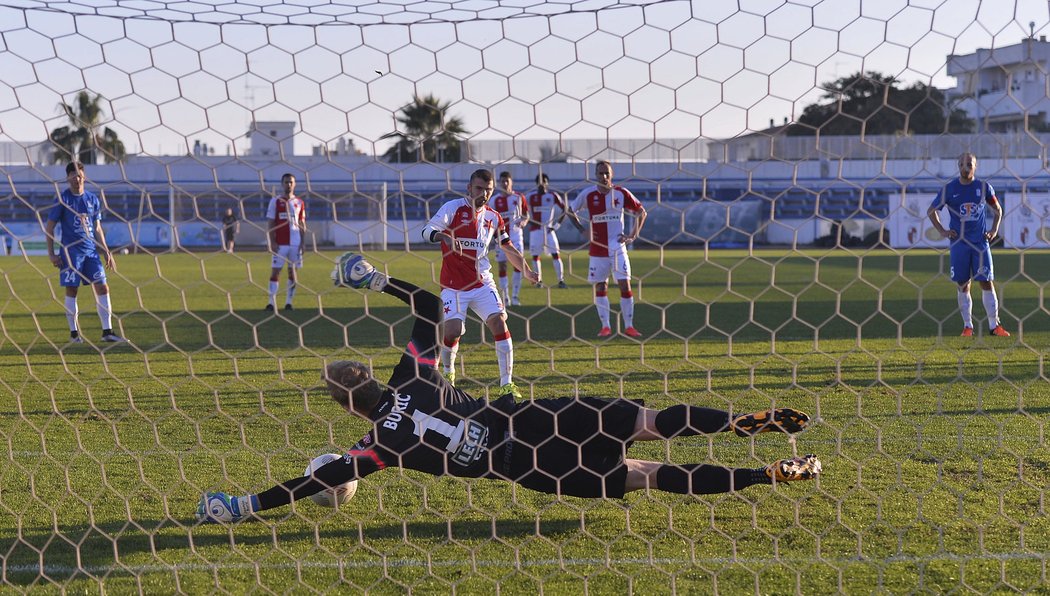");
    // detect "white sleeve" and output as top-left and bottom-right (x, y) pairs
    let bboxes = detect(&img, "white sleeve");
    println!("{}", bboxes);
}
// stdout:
(421, 203), (451, 243)
(570, 190), (586, 215)
(265, 197), (277, 219)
